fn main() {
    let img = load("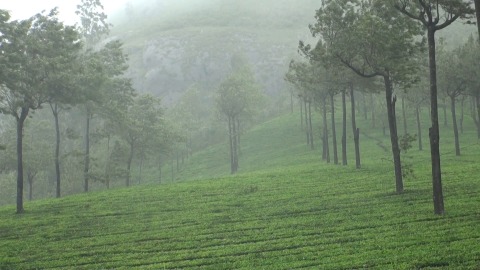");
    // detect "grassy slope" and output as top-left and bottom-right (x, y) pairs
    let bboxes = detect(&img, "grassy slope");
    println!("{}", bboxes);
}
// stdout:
(1, 111), (480, 269)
